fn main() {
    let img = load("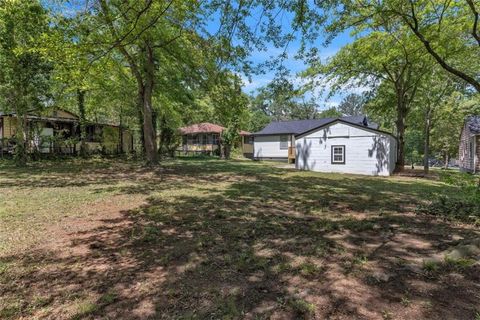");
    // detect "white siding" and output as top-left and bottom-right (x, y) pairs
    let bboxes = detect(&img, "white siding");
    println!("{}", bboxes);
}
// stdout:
(295, 122), (396, 176)
(254, 135), (292, 159)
